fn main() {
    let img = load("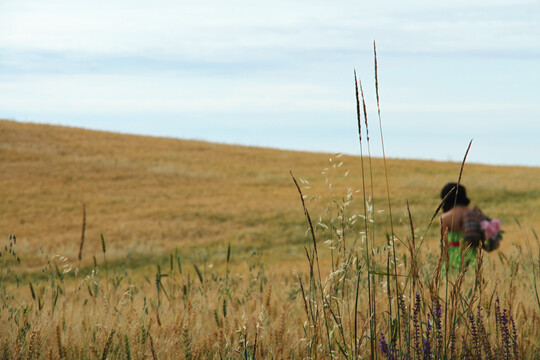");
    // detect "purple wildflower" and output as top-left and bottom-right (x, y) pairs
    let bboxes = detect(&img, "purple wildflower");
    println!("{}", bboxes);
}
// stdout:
(379, 332), (396, 360)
